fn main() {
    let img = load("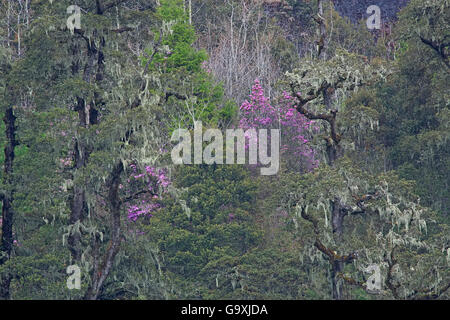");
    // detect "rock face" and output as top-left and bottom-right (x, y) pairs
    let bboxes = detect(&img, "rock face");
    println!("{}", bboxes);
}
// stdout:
(332, 0), (410, 24)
